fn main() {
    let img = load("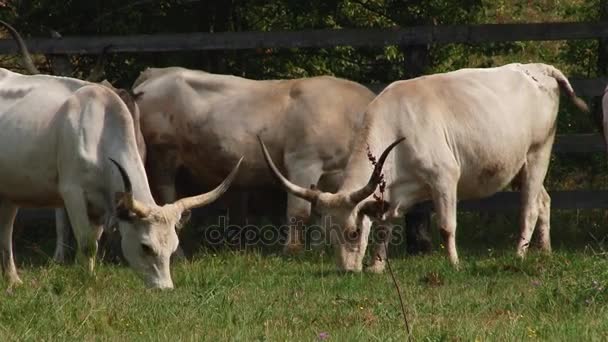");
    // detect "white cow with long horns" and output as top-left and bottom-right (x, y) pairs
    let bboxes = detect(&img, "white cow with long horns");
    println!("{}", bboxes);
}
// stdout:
(0, 68), (242, 288)
(260, 63), (590, 272)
